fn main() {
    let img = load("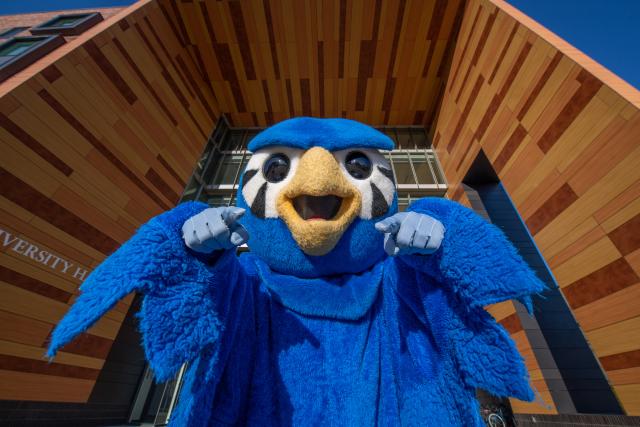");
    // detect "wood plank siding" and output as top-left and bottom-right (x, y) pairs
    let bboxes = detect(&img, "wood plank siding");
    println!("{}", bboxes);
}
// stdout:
(1, 0), (639, 417)
(158, 0), (465, 127)
(0, 0), (464, 404)
(0, 0), (219, 403)
(434, 0), (640, 416)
